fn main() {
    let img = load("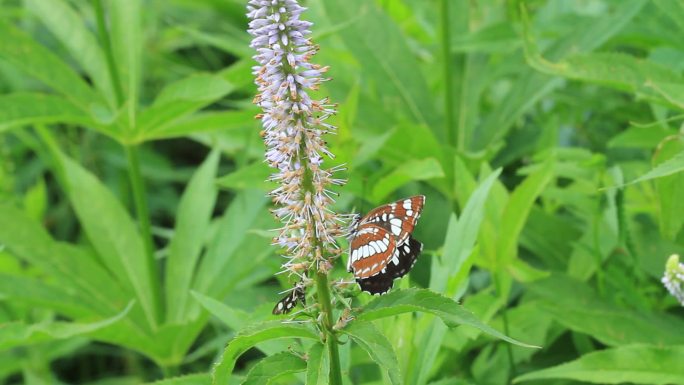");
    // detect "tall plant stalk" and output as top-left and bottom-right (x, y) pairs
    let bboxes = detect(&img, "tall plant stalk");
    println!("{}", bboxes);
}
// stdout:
(441, 0), (456, 149)
(93, 0), (161, 325)
(247, 1), (347, 383)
